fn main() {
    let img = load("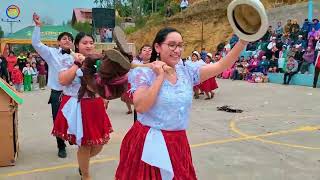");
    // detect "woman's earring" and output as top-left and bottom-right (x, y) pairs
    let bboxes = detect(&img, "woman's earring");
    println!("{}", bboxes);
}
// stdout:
(156, 53), (160, 61)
